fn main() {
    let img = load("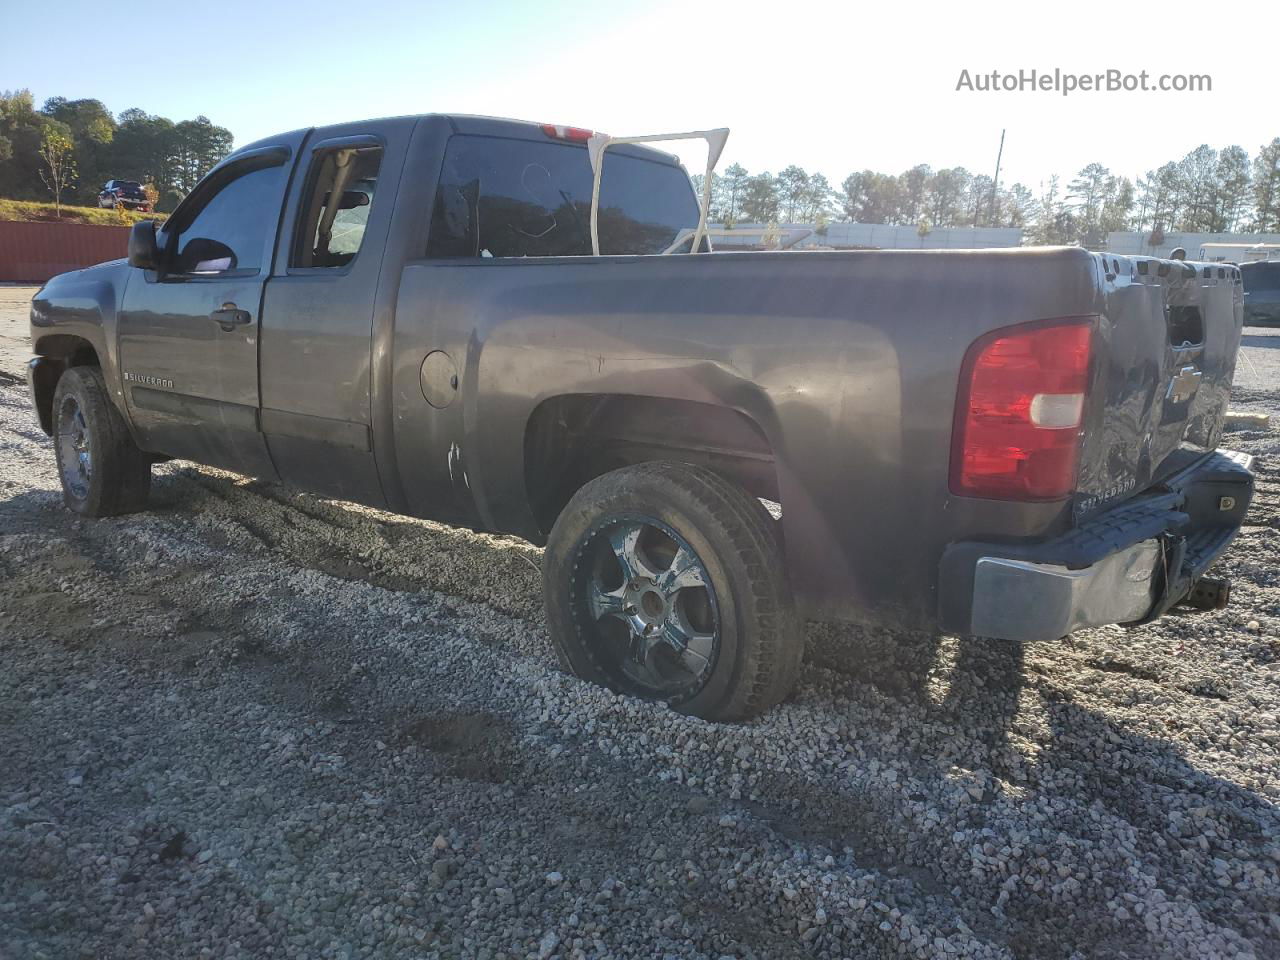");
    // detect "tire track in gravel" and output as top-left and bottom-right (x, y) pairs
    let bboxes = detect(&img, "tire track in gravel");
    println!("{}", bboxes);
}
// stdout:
(149, 464), (549, 624)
